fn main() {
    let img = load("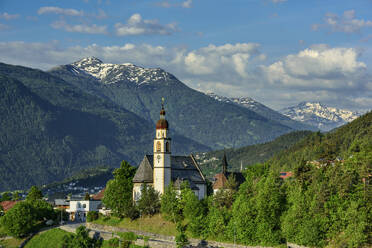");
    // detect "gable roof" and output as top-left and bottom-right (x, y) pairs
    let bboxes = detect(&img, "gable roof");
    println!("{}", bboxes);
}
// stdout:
(133, 155), (206, 184)
(213, 172), (245, 190)
(92, 188), (106, 200)
(133, 155), (154, 183)
(213, 173), (228, 190)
